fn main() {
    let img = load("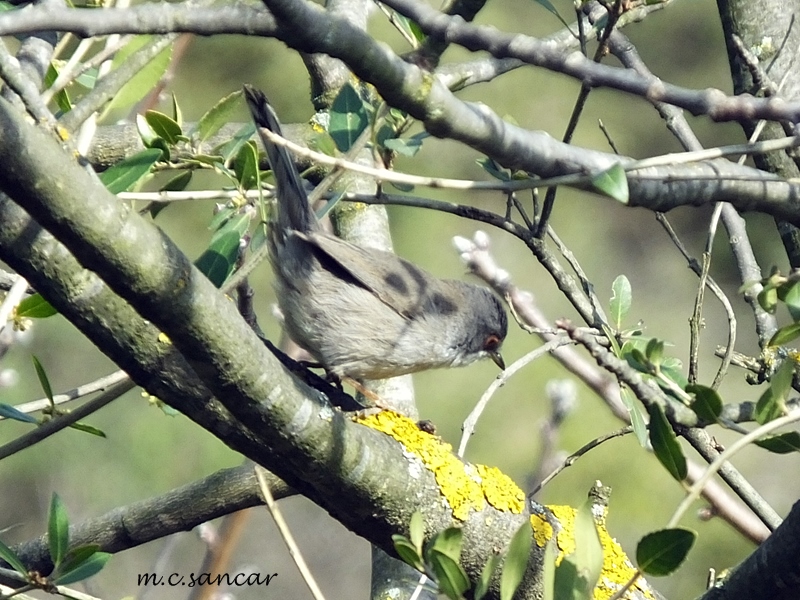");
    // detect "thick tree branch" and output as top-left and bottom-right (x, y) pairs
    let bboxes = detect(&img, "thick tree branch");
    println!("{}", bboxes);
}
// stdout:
(0, 2), (278, 38)
(698, 500), (800, 600)
(382, 0), (800, 123)
(5, 465), (290, 580)
(0, 95), (541, 599)
(259, 0), (800, 227)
